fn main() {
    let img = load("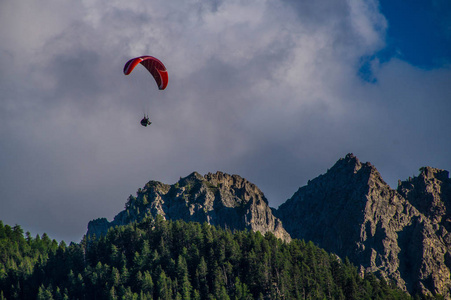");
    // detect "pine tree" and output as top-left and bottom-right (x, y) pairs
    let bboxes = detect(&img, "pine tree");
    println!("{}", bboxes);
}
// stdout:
(177, 255), (191, 300)
(197, 257), (208, 298)
(234, 277), (251, 300)
(142, 270), (154, 294)
(109, 286), (118, 300)
(157, 270), (171, 300)
(111, 267), (120, 287)
(0, 219), (413, 299)
(37, 284), (54, 300)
